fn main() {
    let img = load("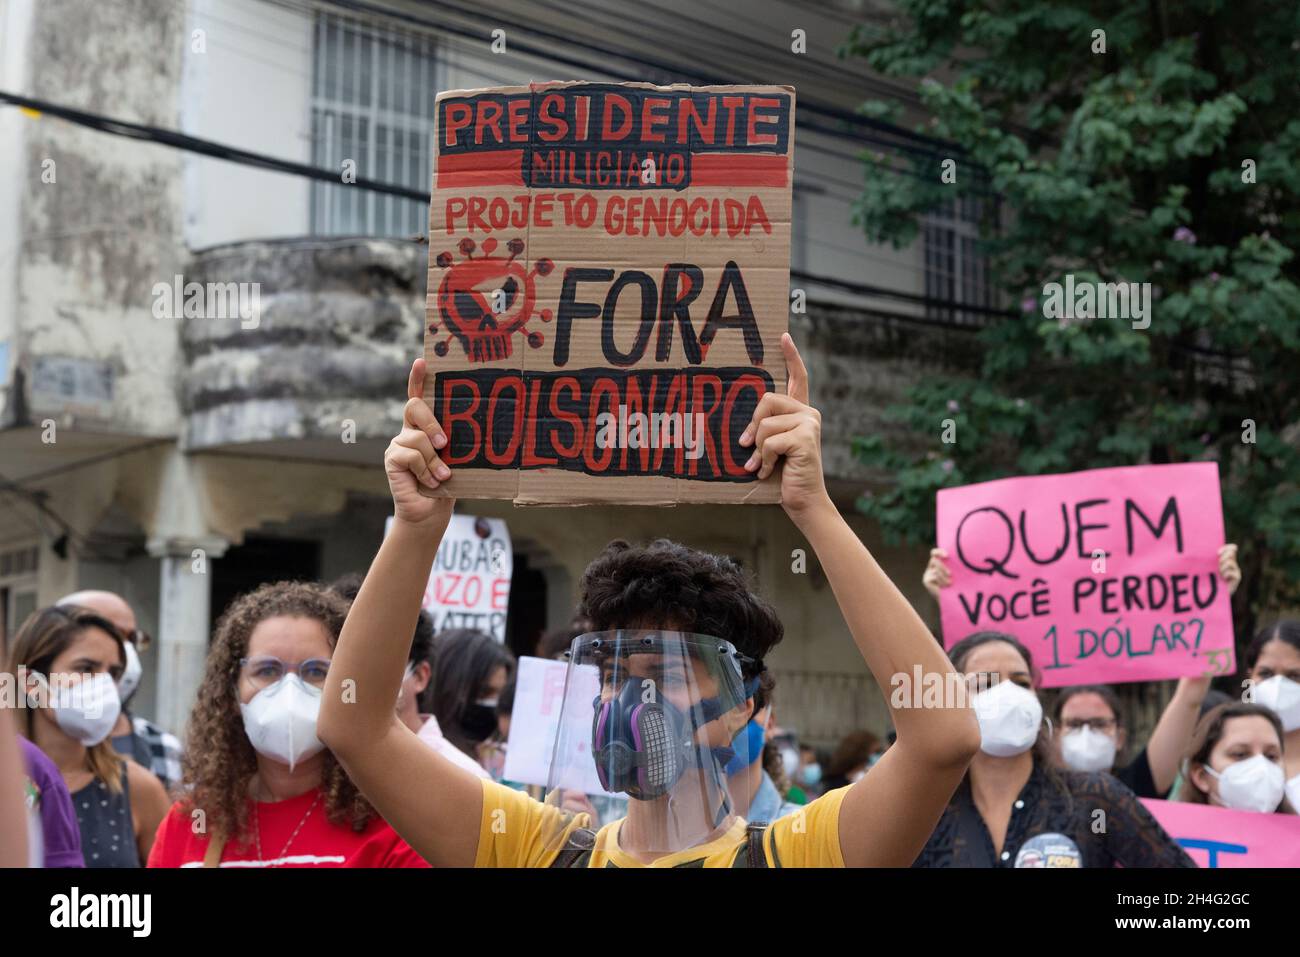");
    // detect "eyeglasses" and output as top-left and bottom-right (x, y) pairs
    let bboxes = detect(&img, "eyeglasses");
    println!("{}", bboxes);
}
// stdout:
(238, 655), (332, 691)
(1063, 717), (1117, 733)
